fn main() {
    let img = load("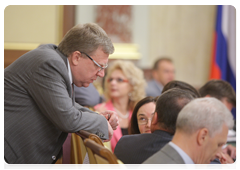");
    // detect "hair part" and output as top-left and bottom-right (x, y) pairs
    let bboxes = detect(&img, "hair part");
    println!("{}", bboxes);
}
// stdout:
(58, 23), (114, 57)
(199, 79), (236, 106)
(176, 97), (234, 137)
